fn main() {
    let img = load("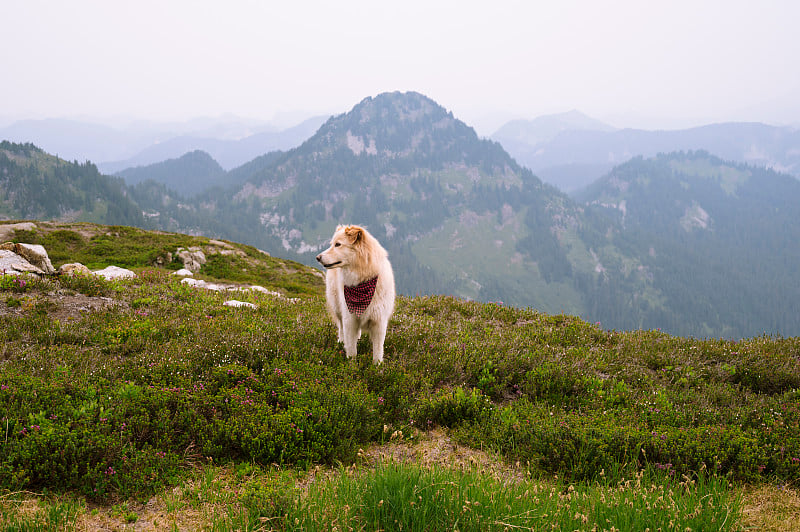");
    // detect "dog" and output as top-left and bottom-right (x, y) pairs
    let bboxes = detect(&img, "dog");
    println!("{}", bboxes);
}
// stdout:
(316, 225), (395, 364)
